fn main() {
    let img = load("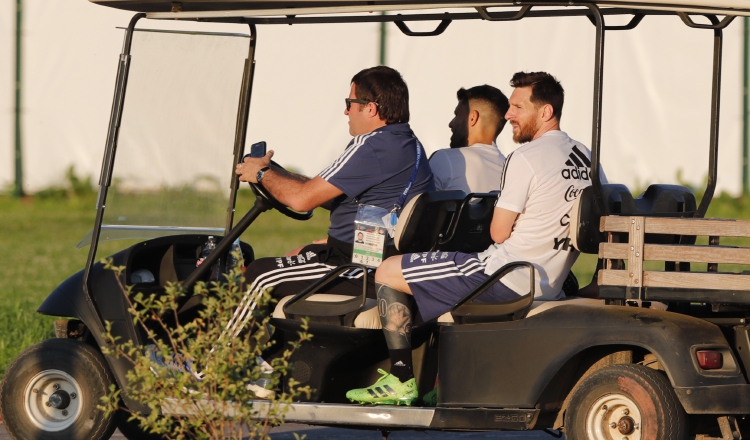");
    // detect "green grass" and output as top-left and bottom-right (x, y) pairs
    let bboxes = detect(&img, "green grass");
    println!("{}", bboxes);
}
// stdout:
(3, 189), (750, 379)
